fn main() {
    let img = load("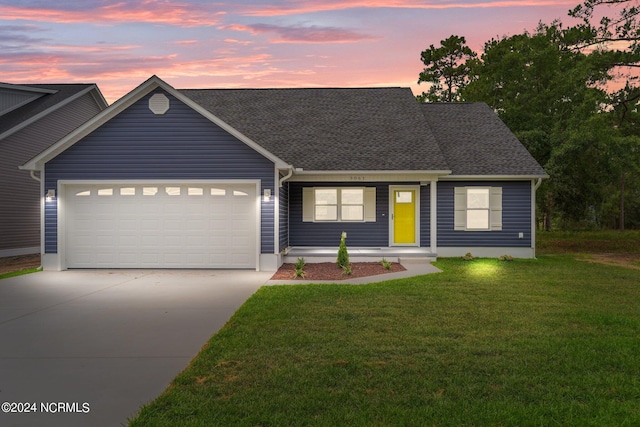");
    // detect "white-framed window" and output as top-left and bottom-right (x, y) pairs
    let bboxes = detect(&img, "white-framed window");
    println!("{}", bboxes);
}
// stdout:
(454, 186), (502, 231)
(303, 187), (376, 222)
